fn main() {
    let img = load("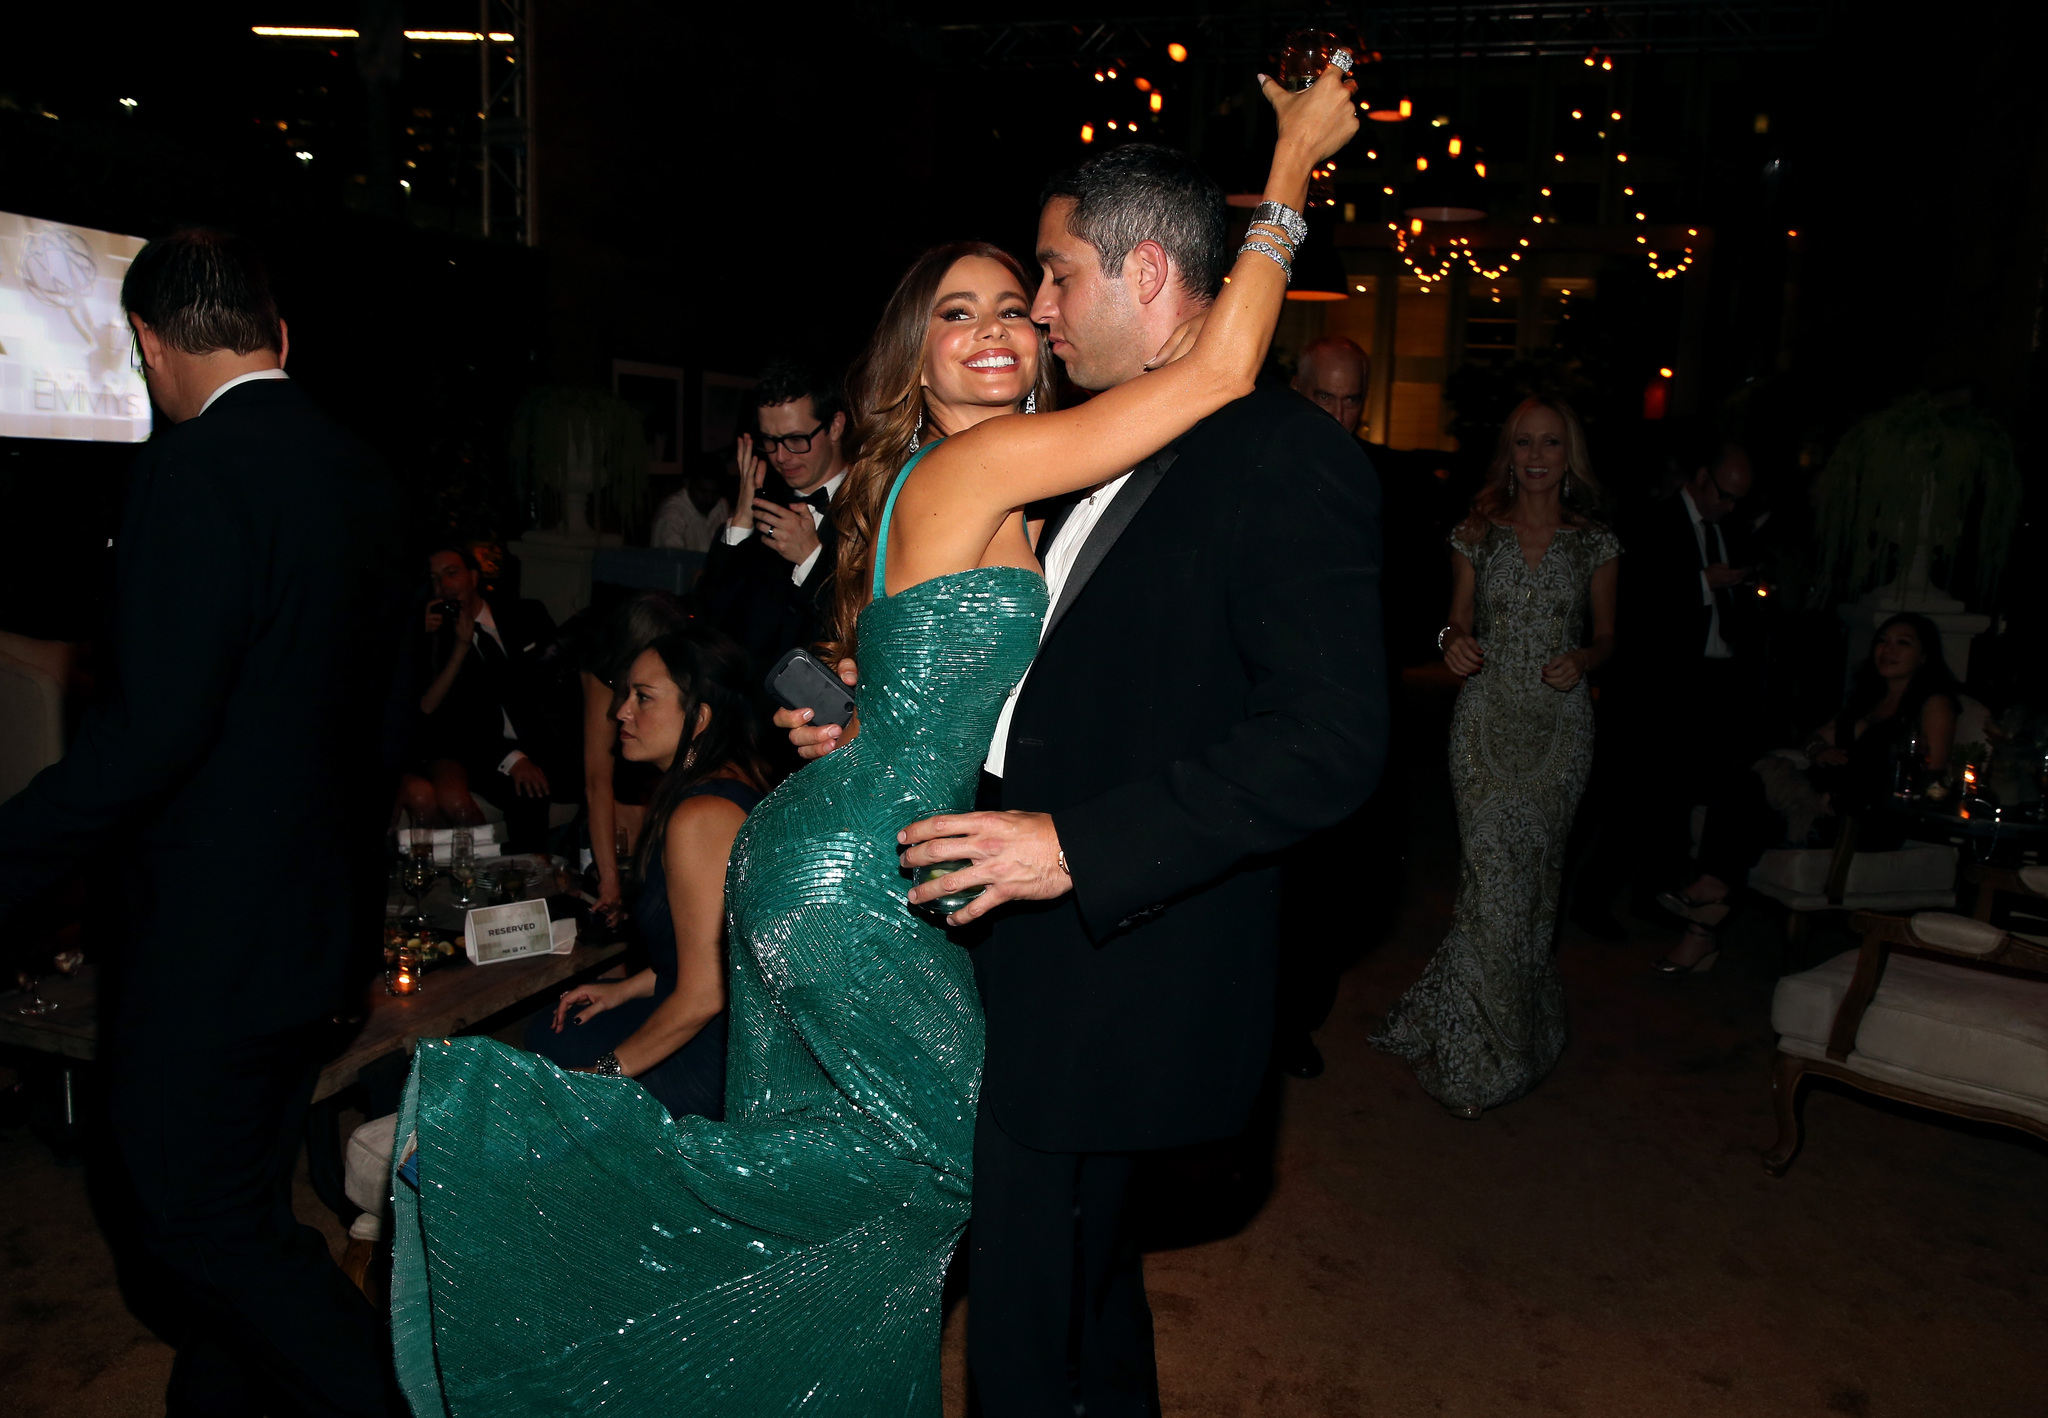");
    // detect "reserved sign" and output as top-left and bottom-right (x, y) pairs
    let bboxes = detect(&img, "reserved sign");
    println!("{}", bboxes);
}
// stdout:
(464, 899), (576, 965)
